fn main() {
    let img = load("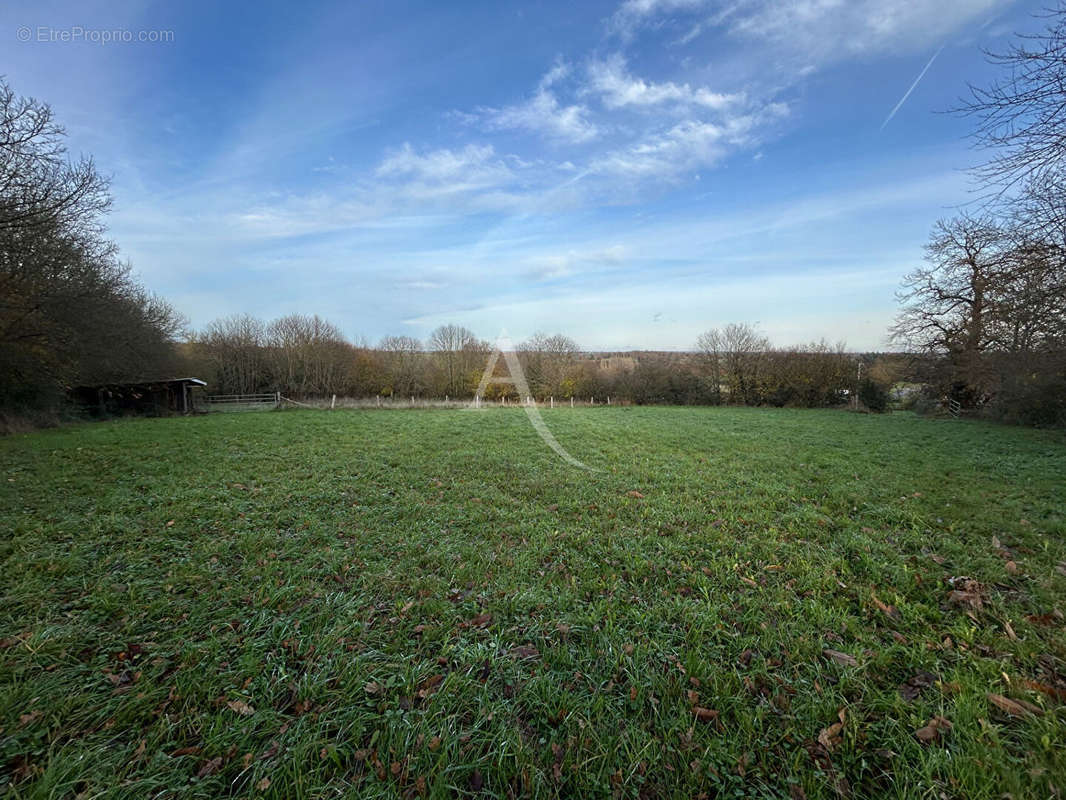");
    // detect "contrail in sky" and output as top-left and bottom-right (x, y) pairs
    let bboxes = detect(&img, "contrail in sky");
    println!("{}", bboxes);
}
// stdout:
(880, 45), (944, 131)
